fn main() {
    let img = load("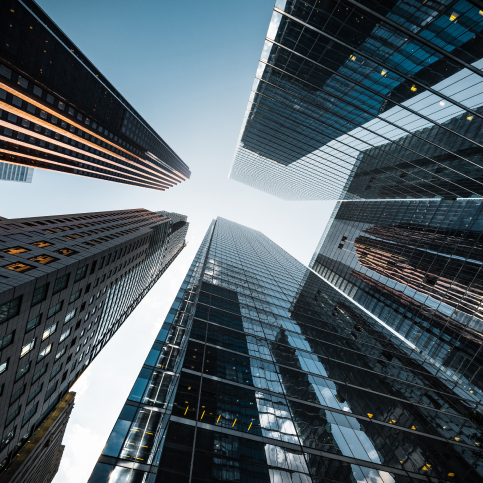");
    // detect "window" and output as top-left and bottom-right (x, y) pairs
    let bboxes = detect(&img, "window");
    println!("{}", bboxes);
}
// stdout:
(85, 283), (91, 294)
(26, 315), (42, 332)
(54, 248), (78, 257)
(37, 345), (52, 362)
(0, 296), (22, 322)
(32, 365), (47, 383)
(54, 348), (65, 362)
(0, 331), (14, 350)
(64, 309), (76, 323)
(2, 247), (30, 255)
(74, 266), (87, 282)
(5, 408), (20, 427)
(59, 327), (71, 343)
(99, 256), (105, 269)
(15, 362), (30, 382)
(10, 385), (25, 405)
(32, 283), (49, 306)
(90, 260), (97, 275)
(4, 262), (35, 273)
(20, 338), (35, 358)
(44, 382), (57, 401)
(69, 290), (81, 304)
(0, 428), (15, 451)
(21, 402), (38, 427)
(29, 255), (58, 265)
(50, 364), (62, 380)
(47, 301), (63, 318)
(0, 360), (7, 375)
(53, 274), (69, 294)
(31, 241), (52, 248)
(42, 323), (57, 341)
(27, 384), (42, 404)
